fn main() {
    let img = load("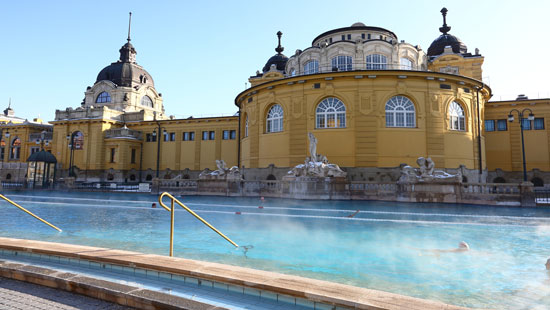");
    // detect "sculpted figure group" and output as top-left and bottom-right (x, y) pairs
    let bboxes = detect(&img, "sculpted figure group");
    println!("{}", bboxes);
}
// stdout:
(399, 156), (461, 183)
(287, 133), (347, 178)
(199, 159), (242, 180)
